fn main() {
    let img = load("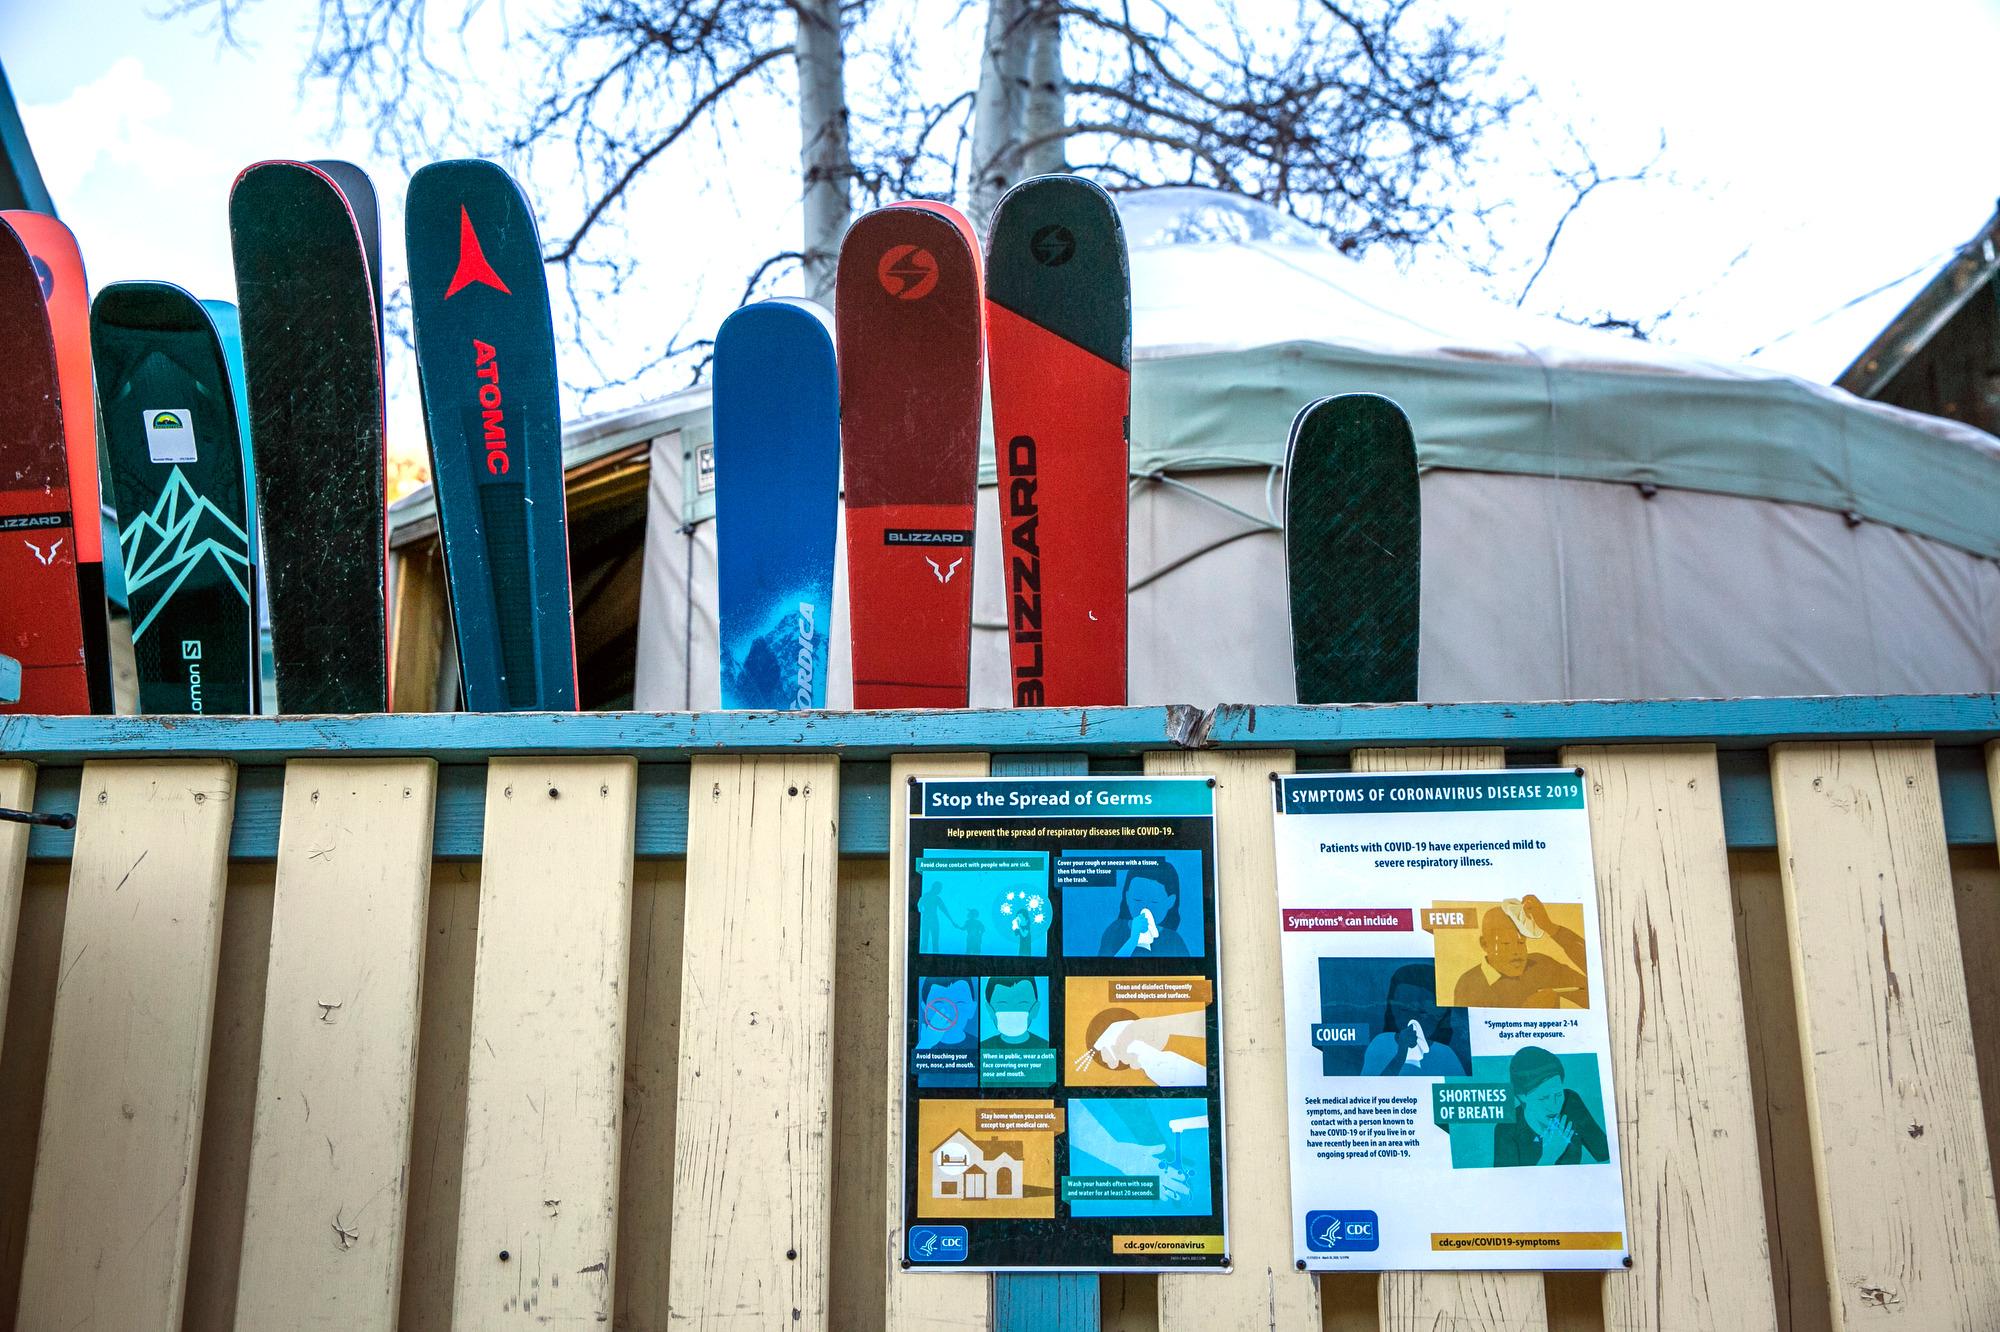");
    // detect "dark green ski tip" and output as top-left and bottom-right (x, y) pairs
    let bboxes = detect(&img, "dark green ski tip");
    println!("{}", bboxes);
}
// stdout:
(985, 173), (1130, 370)
(1284, 392), (1421, 706)
(92, 279), (219, 335)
